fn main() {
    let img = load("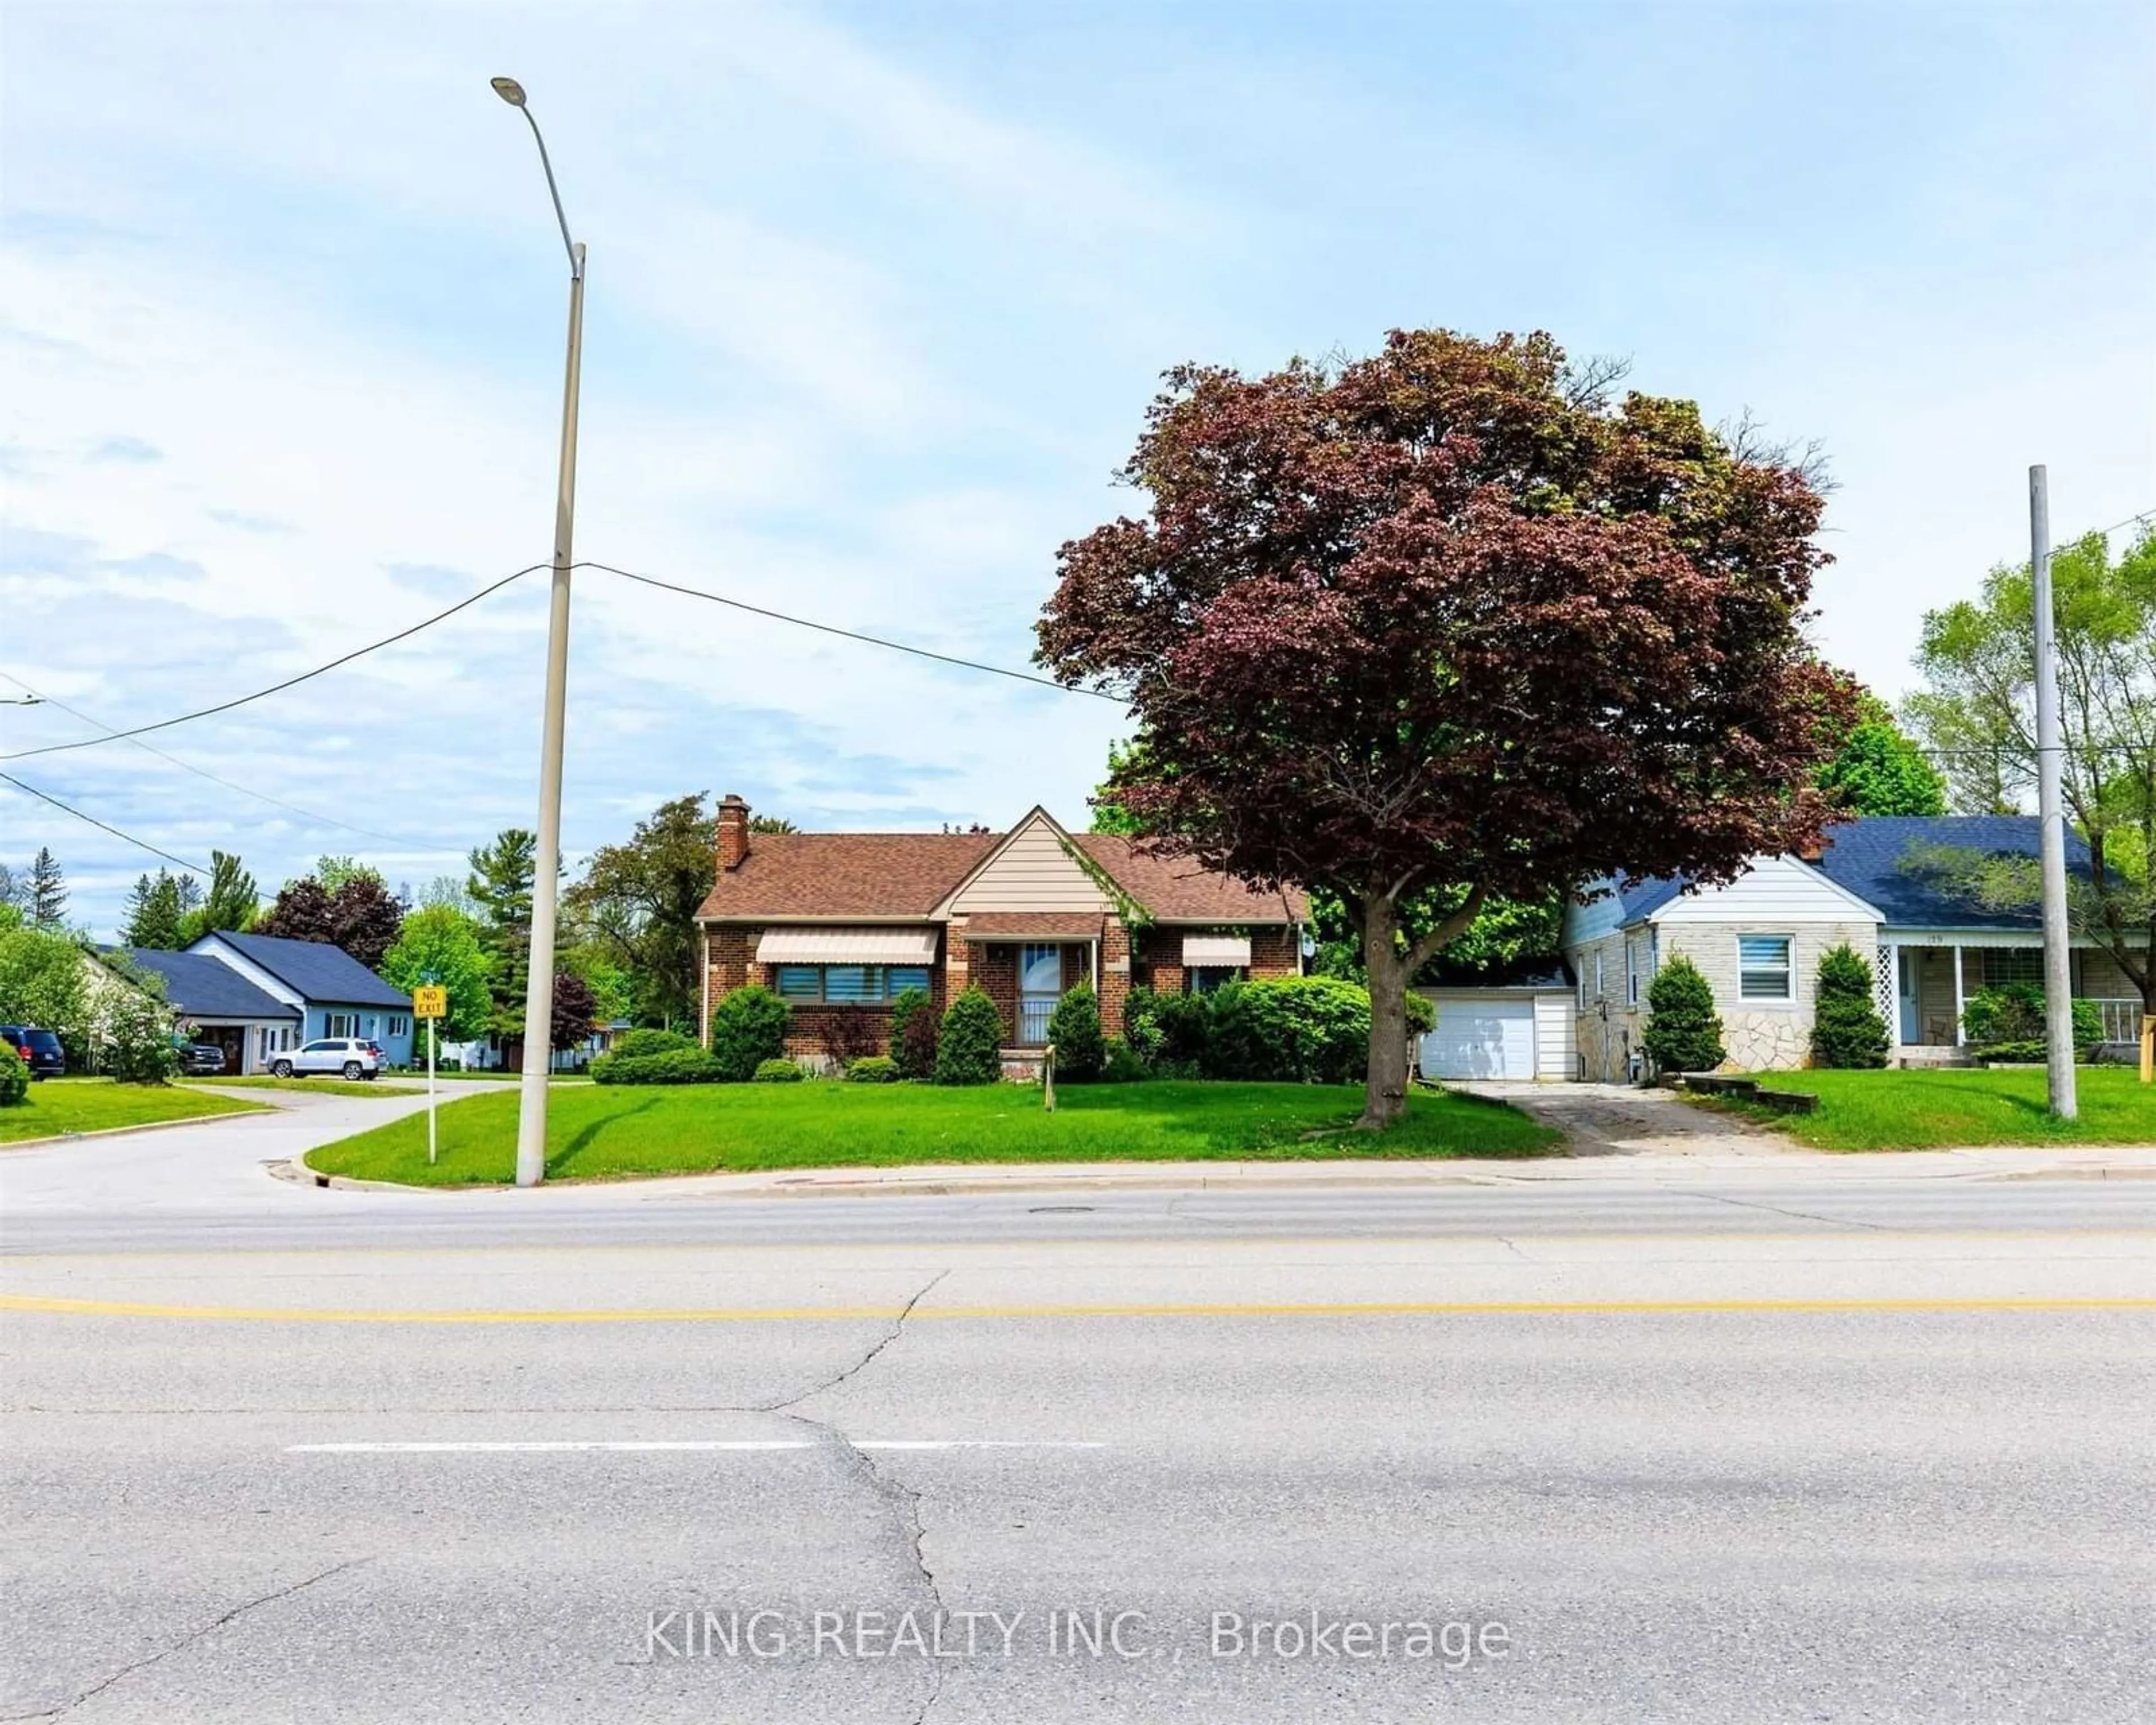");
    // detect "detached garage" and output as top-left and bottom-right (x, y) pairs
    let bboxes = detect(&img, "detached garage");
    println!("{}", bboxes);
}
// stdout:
(1416, 961), (1576, 1082)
